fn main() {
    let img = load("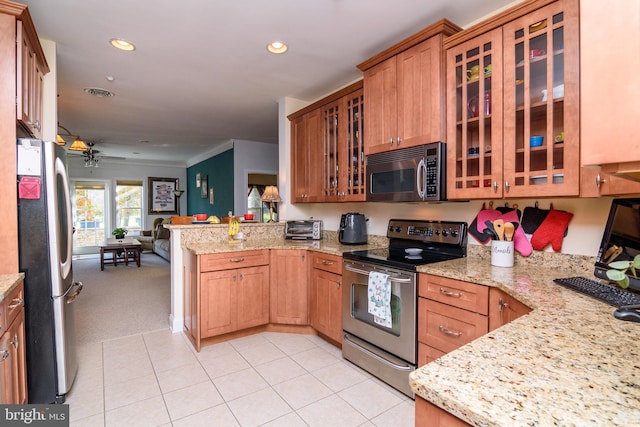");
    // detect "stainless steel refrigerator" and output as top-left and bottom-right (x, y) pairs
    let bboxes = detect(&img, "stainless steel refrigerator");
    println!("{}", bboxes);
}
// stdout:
(17, 138), (82, 403)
